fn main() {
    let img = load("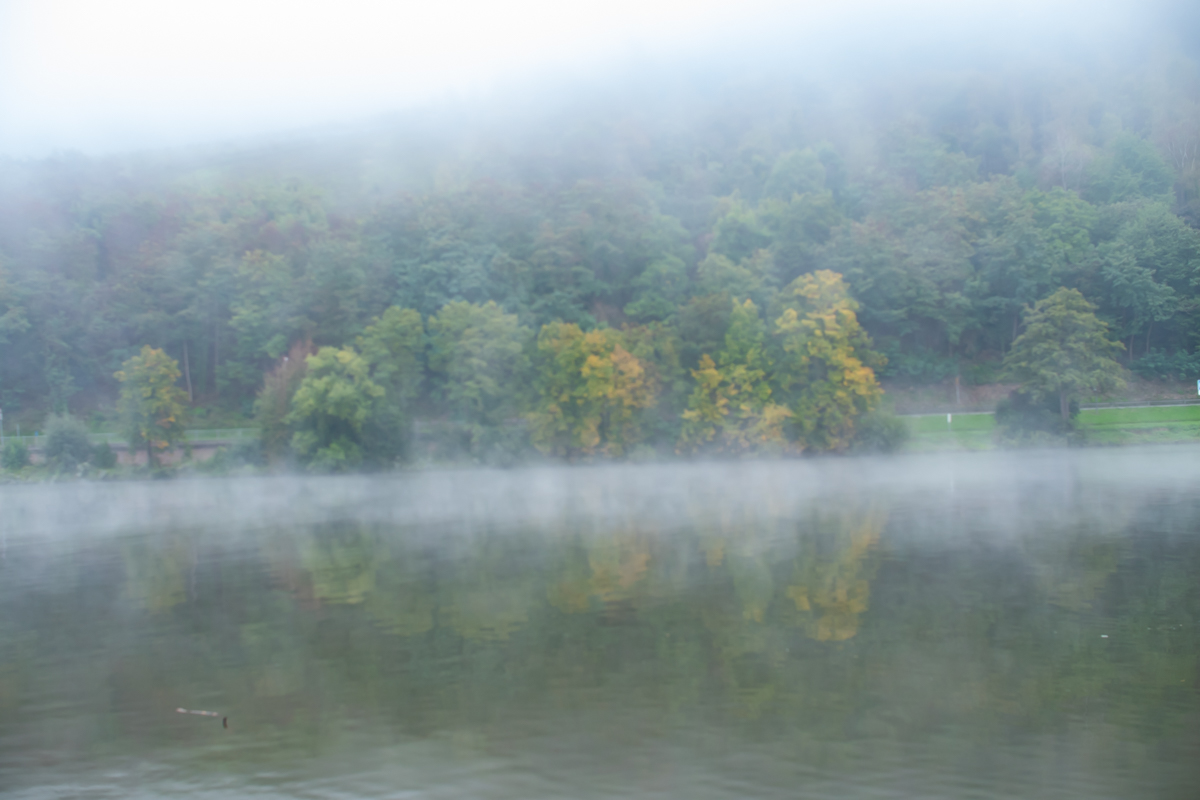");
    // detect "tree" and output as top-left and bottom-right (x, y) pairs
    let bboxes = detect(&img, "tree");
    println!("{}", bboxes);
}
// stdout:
(528, 322), (656, 458)
(772, 271), (884, 452)
(115, 346), (188, 466)
(623, 255), (689, 322)
(427, 300), (531, 455)
(357, 306), (424, 406)
(679, 299), (791, 454)
(254, 340), (313, 461)
(1003, 288), (1125, 421)
(2, 440), (29, 470)
(44, 414), (93, 471)
(356, 306), (425, 464)
(285, 346), (384, 471)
